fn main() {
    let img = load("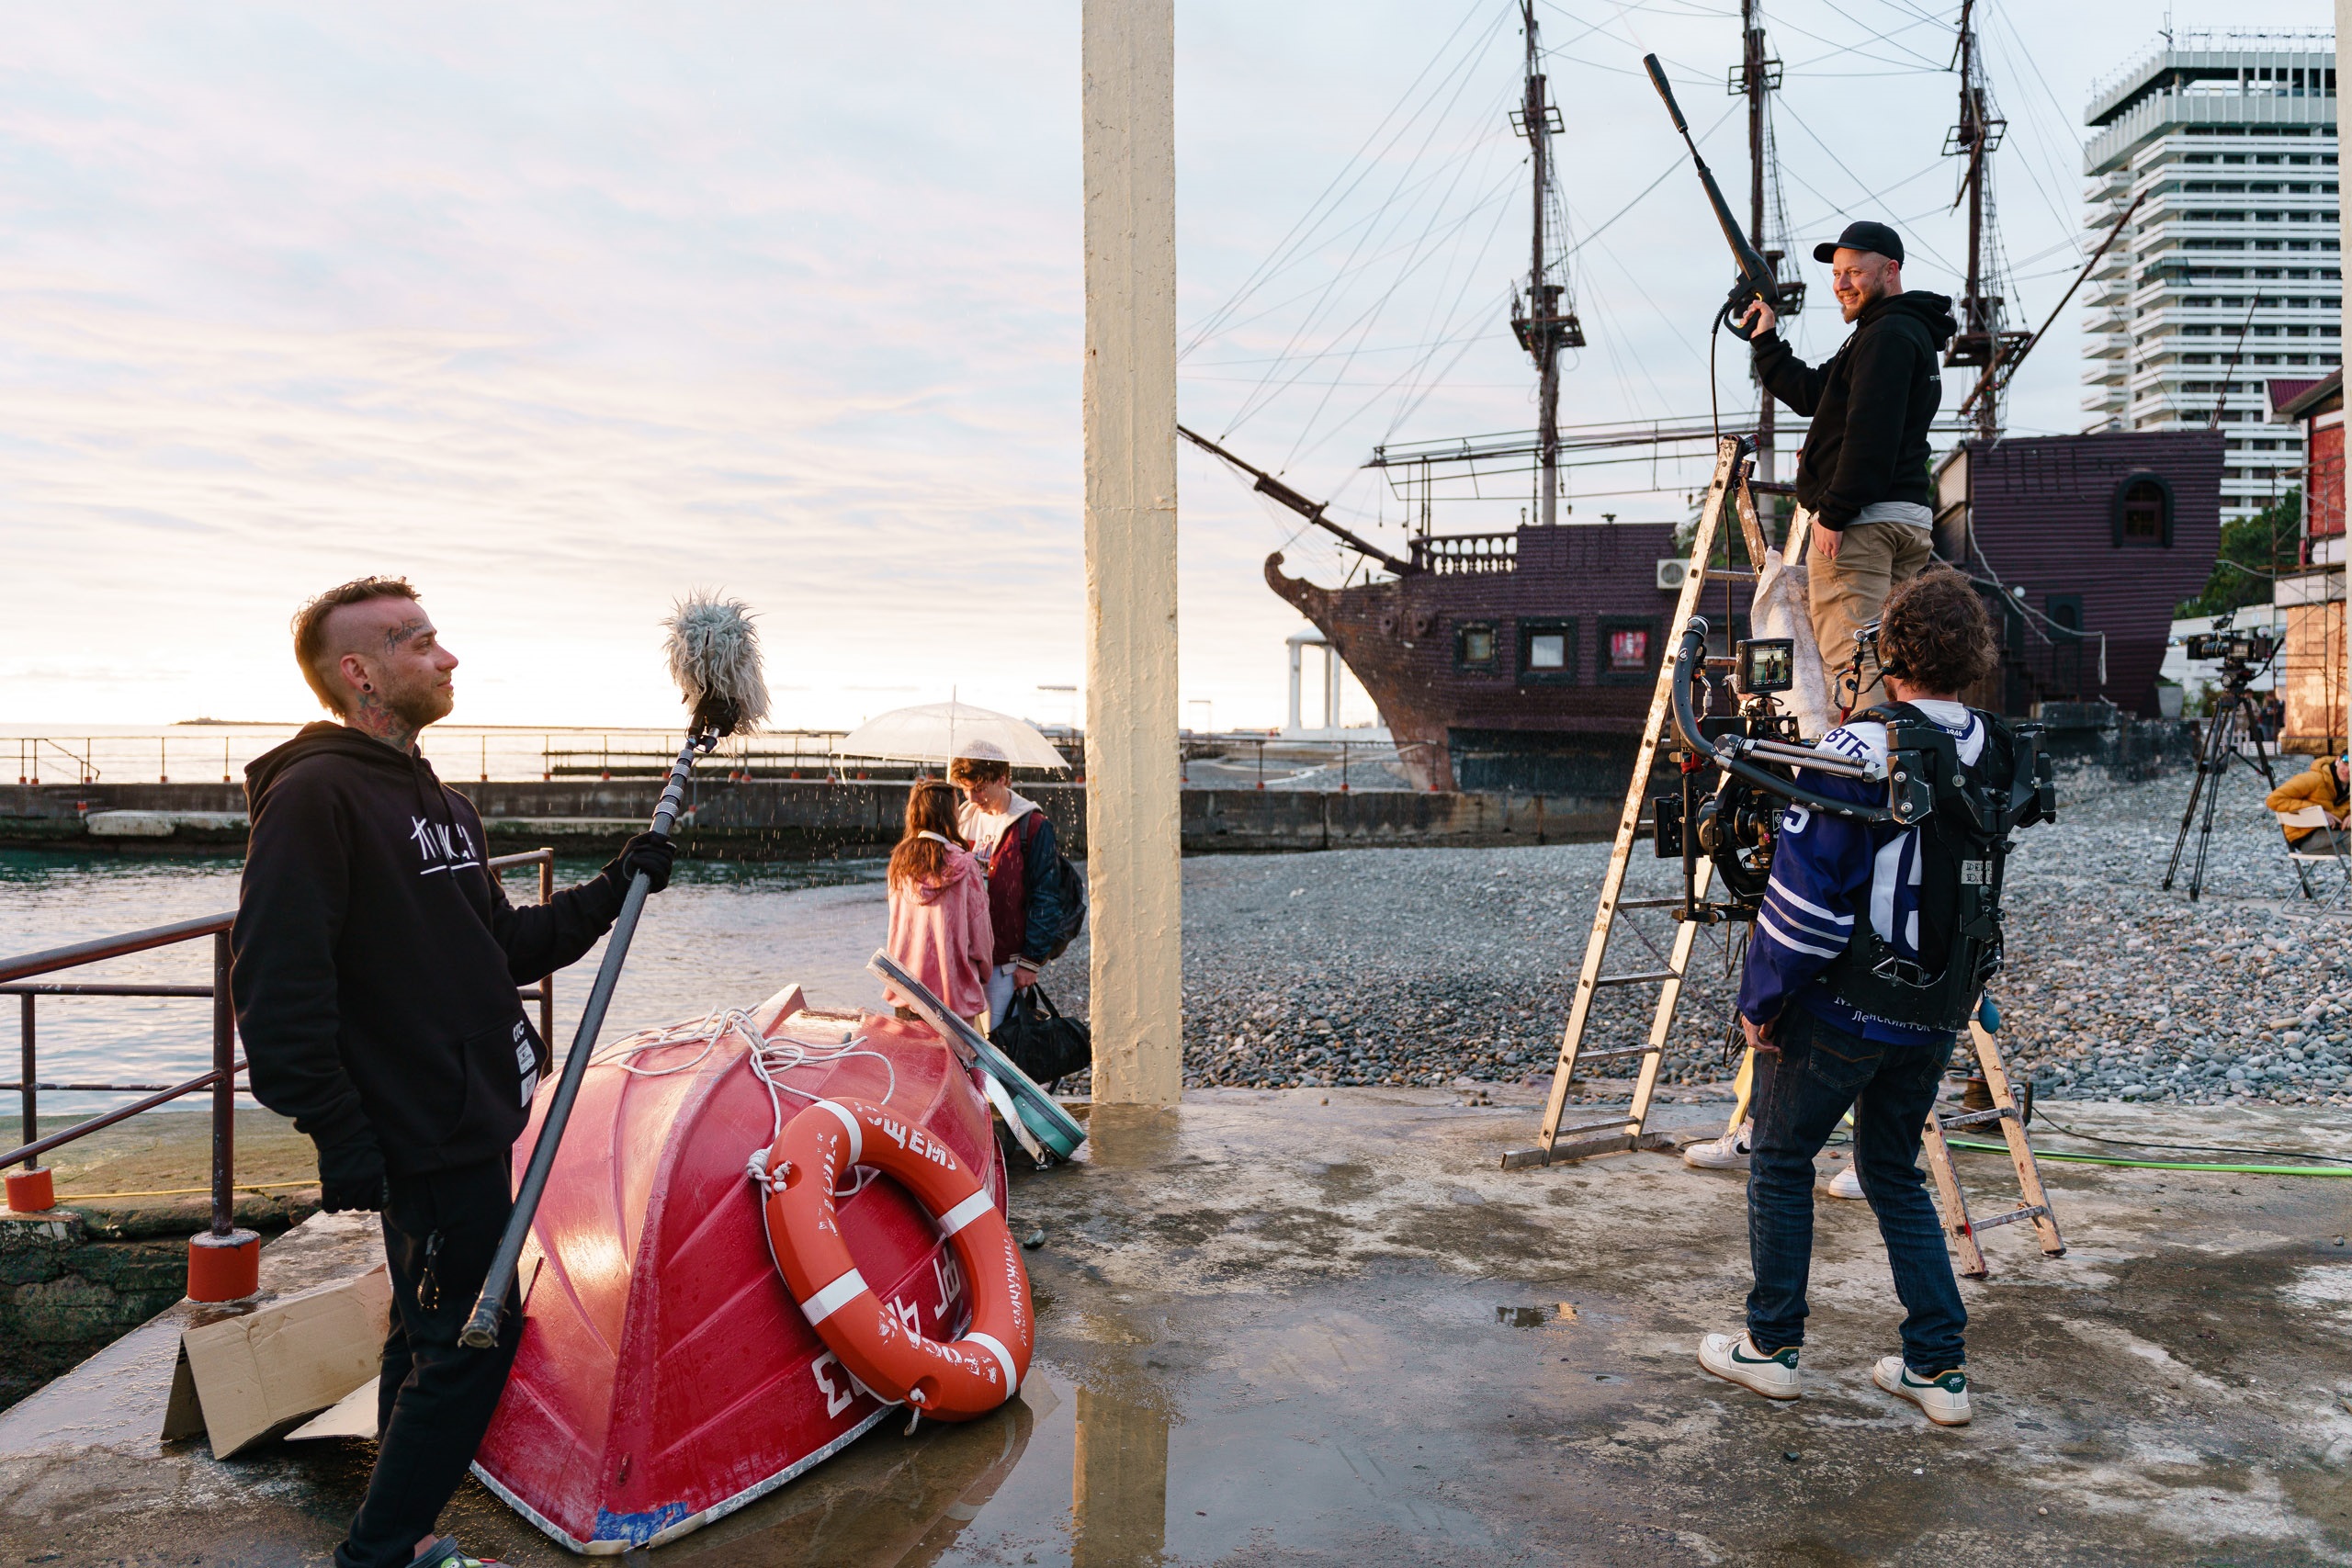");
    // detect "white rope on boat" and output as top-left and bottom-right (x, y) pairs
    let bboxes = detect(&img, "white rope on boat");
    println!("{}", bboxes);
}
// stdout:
(588, 1004), (900, 1200)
